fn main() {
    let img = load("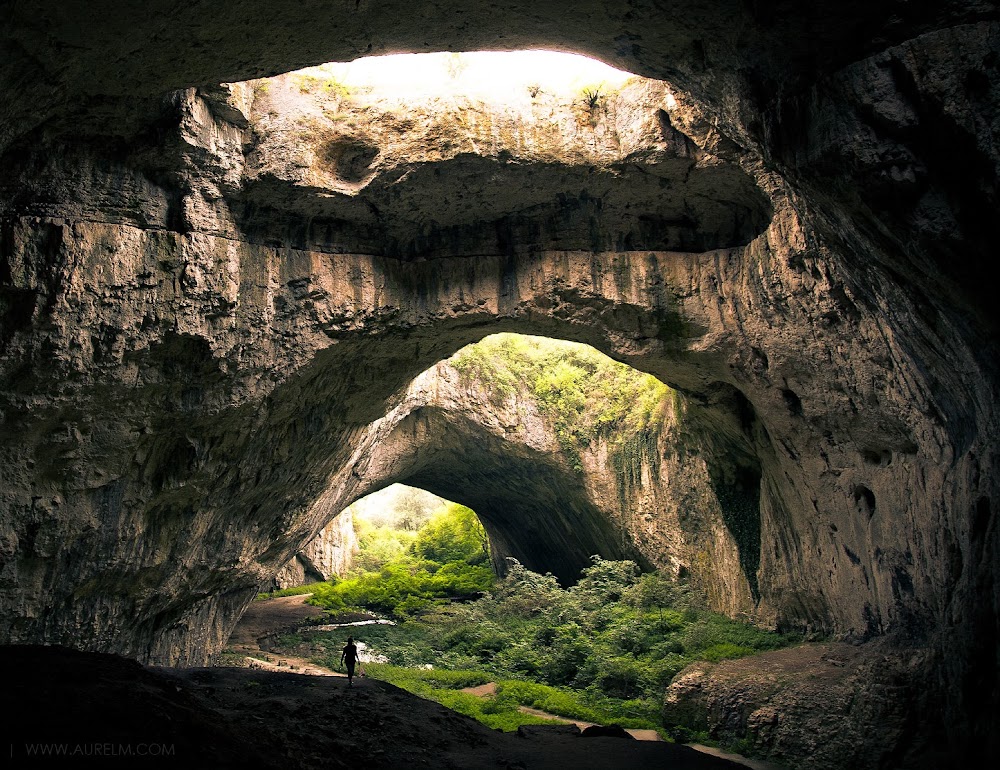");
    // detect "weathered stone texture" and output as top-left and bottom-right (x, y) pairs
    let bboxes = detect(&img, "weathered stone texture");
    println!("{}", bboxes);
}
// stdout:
(663, 641), (938, 770)
(1, 3), (998, 765)
(269, 510), (358, 590)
